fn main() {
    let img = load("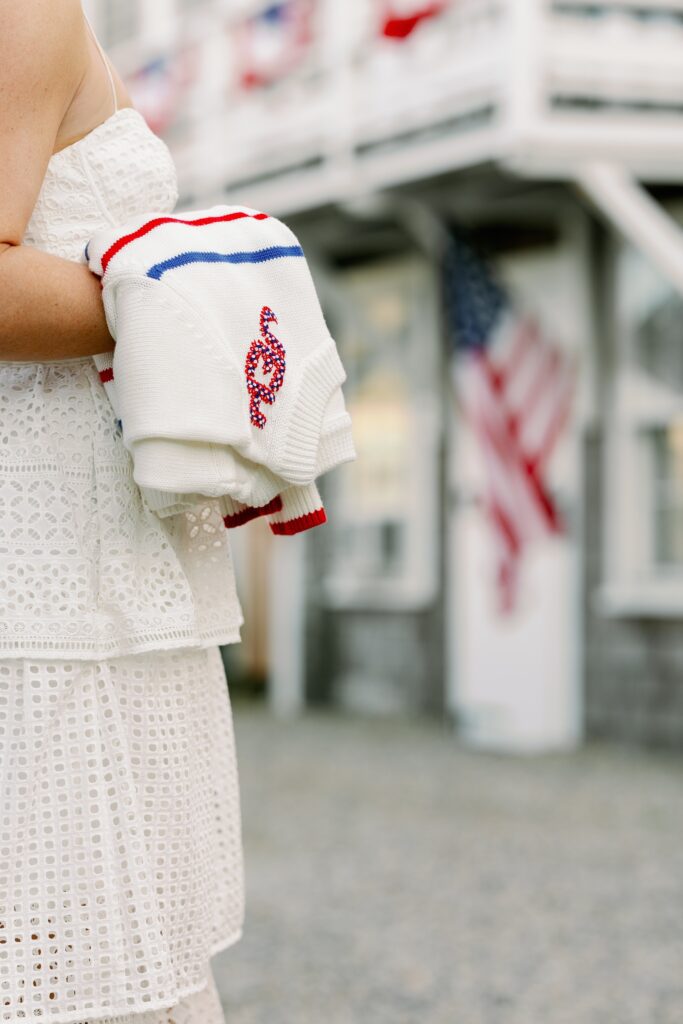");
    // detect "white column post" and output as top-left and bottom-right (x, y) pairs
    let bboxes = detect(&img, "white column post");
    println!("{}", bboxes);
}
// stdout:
(576, 162), (683, 298)
(503, 0), (547, 150)
(319, 0), (357, 191)
(267, 536), (308, 717)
